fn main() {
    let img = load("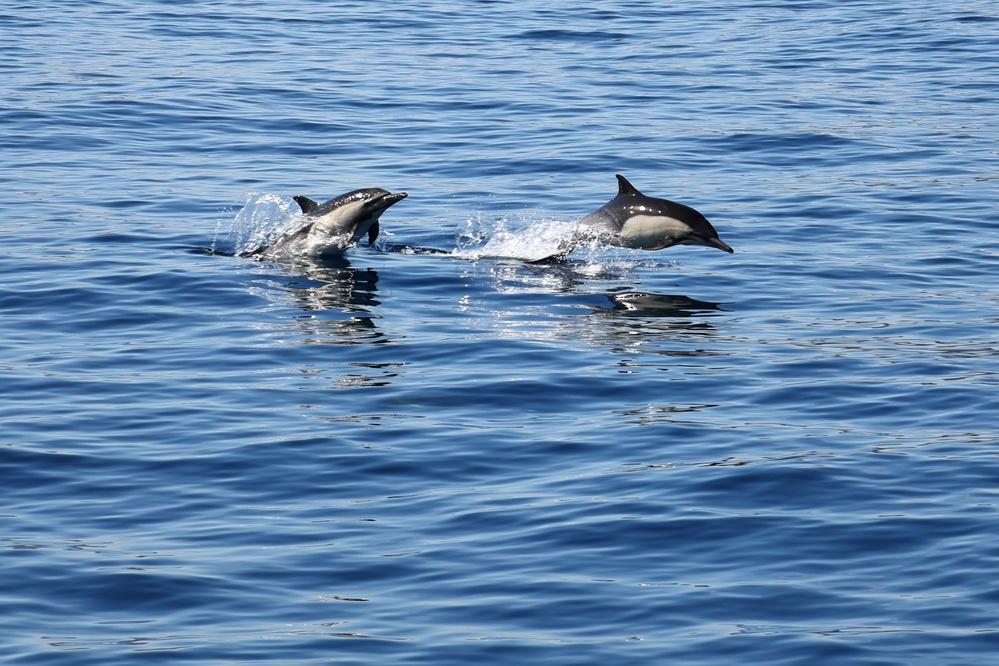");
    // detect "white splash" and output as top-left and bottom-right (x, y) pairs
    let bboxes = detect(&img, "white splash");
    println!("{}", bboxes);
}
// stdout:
(452, 212), (590, 263)
(450, 212), (677, 273)
(212, 193), (303, 256)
